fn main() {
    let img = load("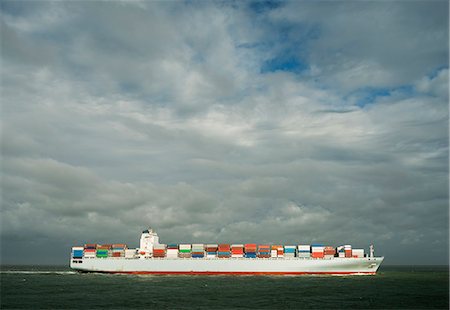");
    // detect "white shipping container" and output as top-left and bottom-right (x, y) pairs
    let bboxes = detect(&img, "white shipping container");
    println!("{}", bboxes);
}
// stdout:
(298, 245), (310, 250)
(311, 247), (325, 252)
(271, 250), (278, 258)
(339, 252), (345, 258)
(73, 247), (84, 251)
(206, 244), (218, 248)
(179, 244), (191, 250)
(352, 249), (364, 257)
(206, 254), (217, 258)
(298, 253), (310, 258)
(284, 245), (296, 249)
(344, 245), (352, 249)
(166, 253), (178, 258)
(125, 249), (136, 258)
(231, 244), (244, 248)
(231, 254), (244, 258)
